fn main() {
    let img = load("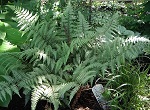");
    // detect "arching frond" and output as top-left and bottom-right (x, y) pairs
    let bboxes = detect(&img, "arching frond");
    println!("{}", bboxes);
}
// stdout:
(95, 37), (150, 77)
(75, 11), (91, 38)
(0, 52), (22, 74)
(96, 12), (119, 39)
(61, 4), (76, 43)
